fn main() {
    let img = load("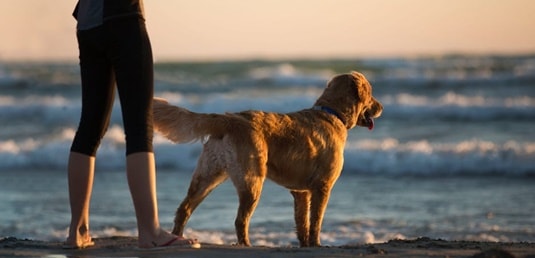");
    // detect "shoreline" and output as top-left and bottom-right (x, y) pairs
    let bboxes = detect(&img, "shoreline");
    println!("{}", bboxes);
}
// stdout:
(1, 237), (533, 258)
